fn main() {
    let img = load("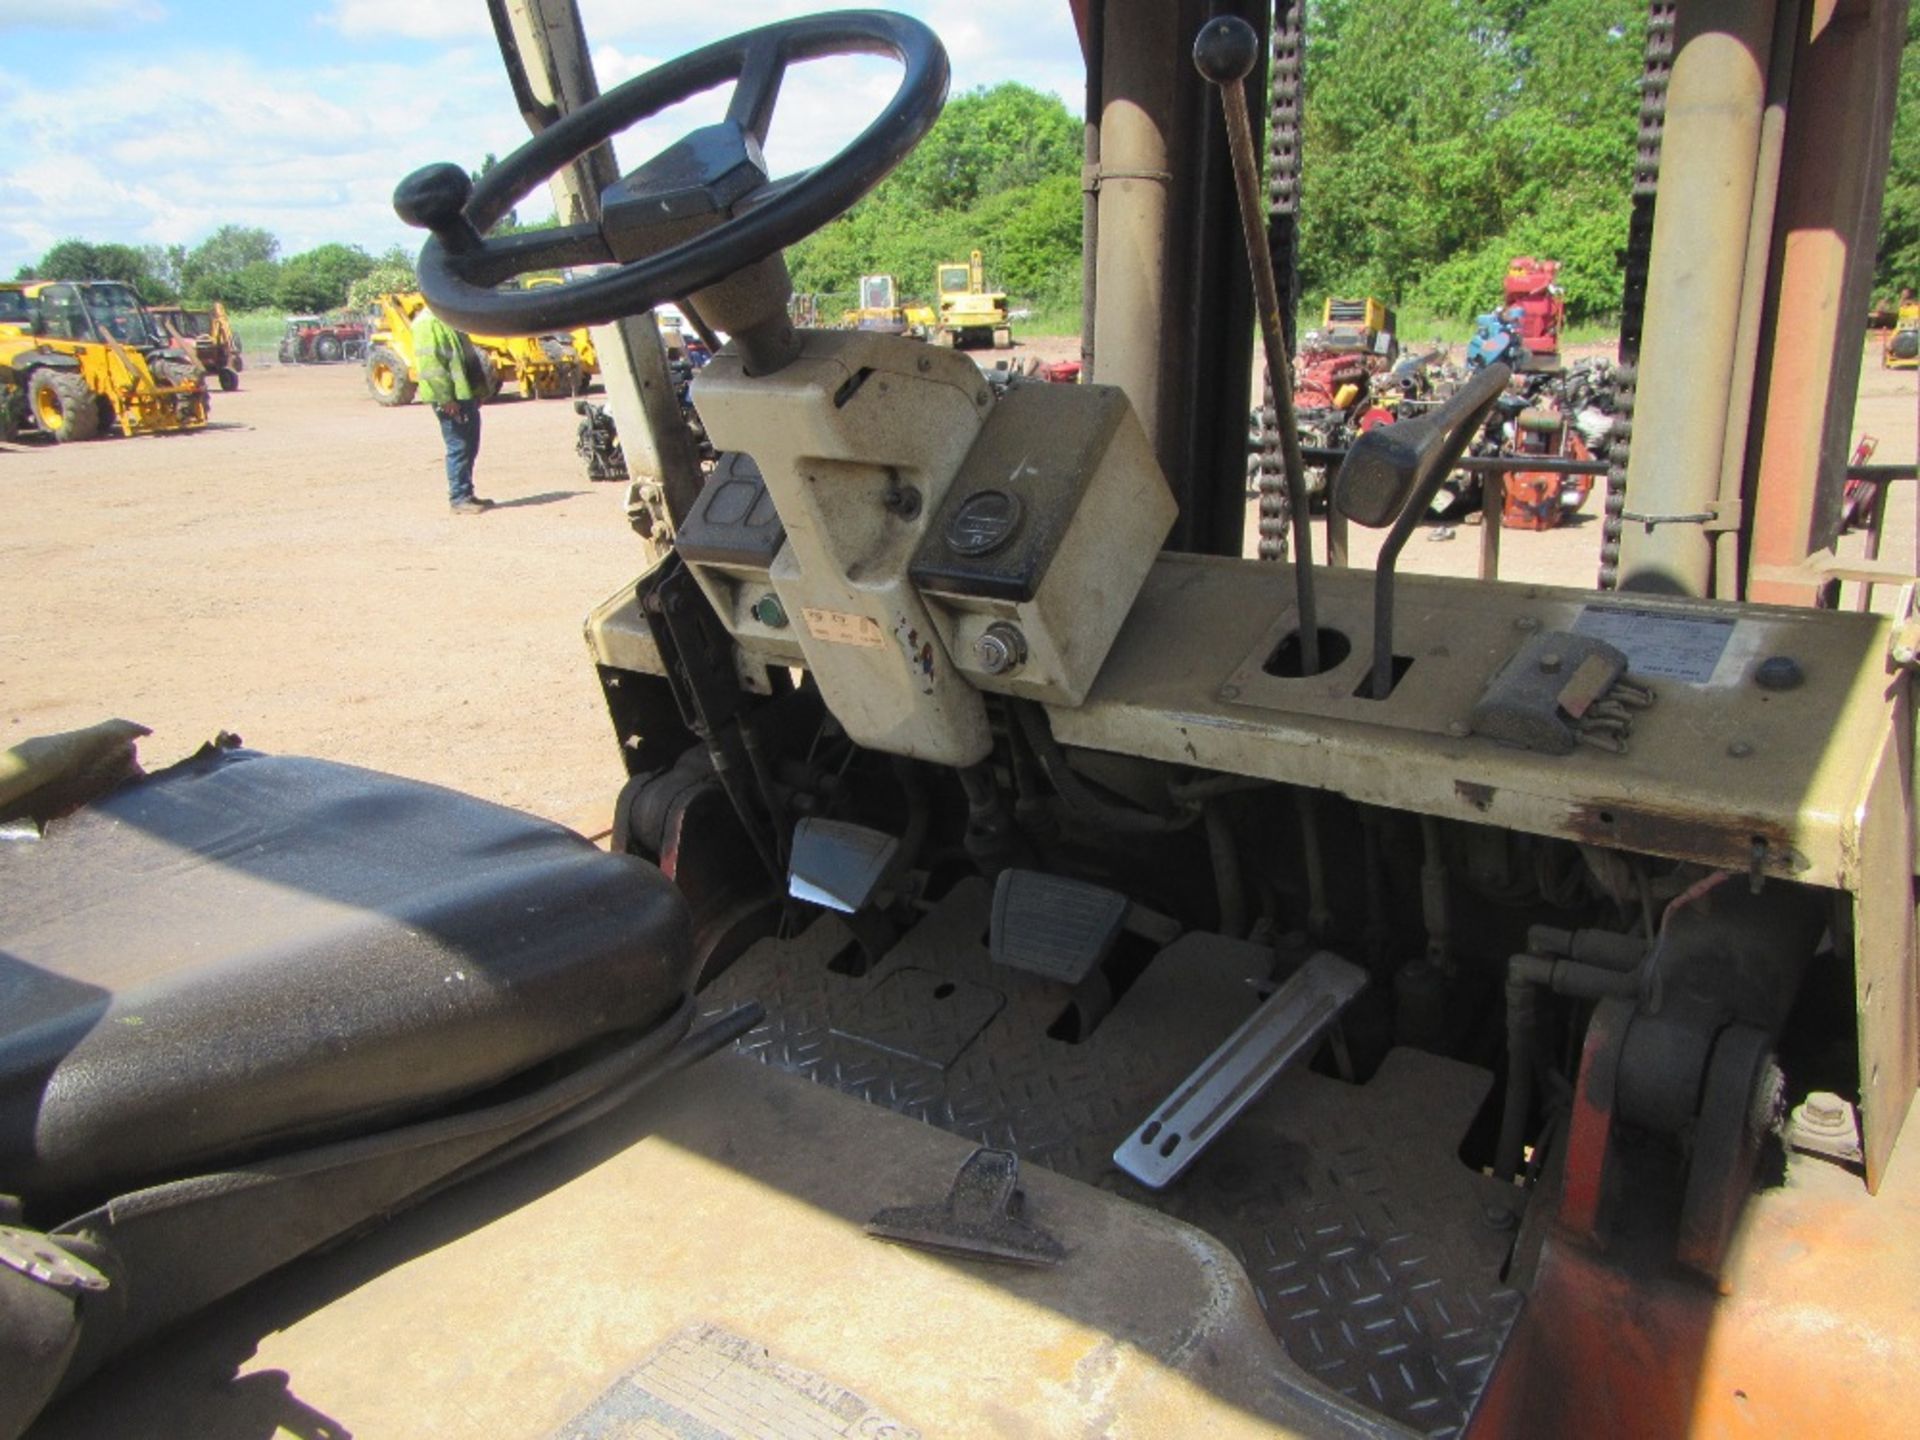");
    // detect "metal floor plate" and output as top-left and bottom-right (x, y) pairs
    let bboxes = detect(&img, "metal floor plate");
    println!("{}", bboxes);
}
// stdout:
(702, 879), (1523, 1438)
